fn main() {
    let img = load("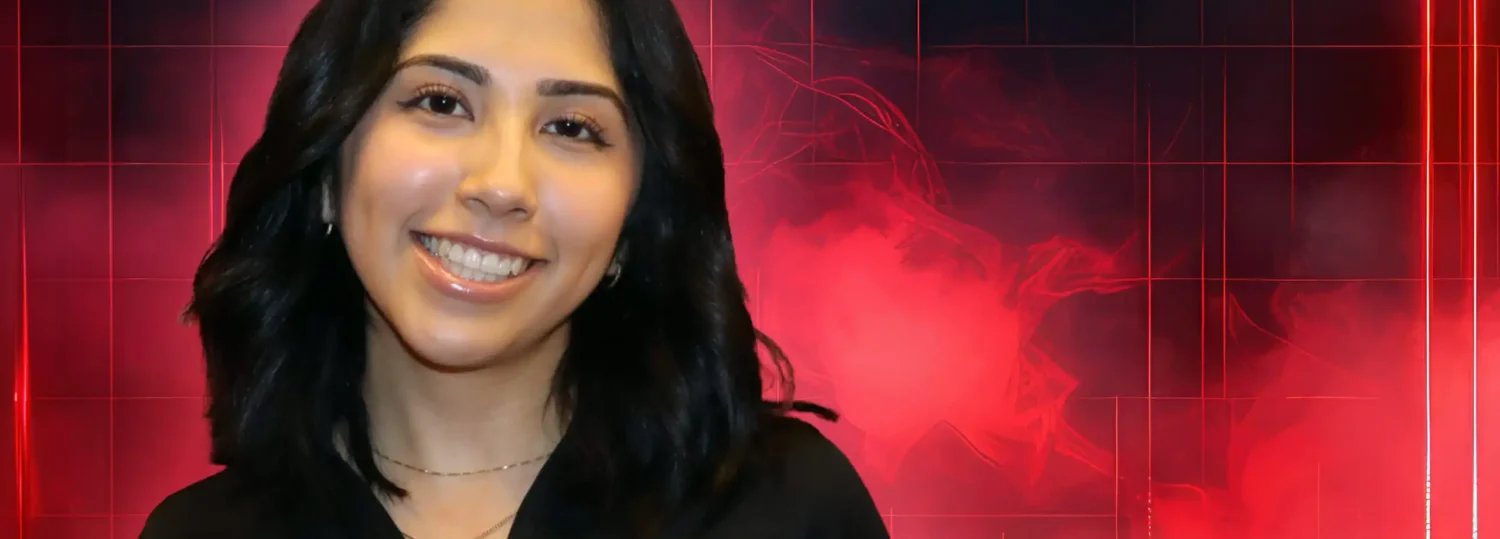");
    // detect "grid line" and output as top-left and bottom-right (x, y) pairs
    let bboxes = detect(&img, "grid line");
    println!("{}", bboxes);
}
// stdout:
(12, 0), (23, 534)
(1290, 0), (1297, 228)
(1, 161), (1492, 166)
(9, 43), (1500, 50)
(1199, 0), (1209, 499)
(1134, 0), (1153, 536)
(209, 0), (218, 263)
(106, 0), (116, 529)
